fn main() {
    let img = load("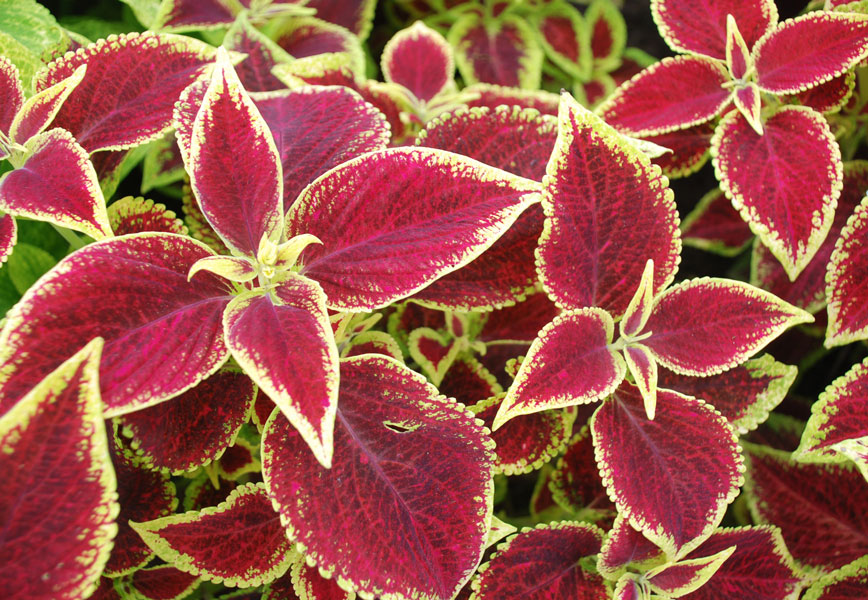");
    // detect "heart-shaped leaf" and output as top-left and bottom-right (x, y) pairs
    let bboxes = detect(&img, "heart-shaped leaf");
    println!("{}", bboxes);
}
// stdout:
(535, 2), (592, 80)
(0, 338), (118, 600)
(269, 16), (365, 73)
(262, 355), (494, 600)
(382, 21), (454, 104)
(598, 514), (665, 580)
